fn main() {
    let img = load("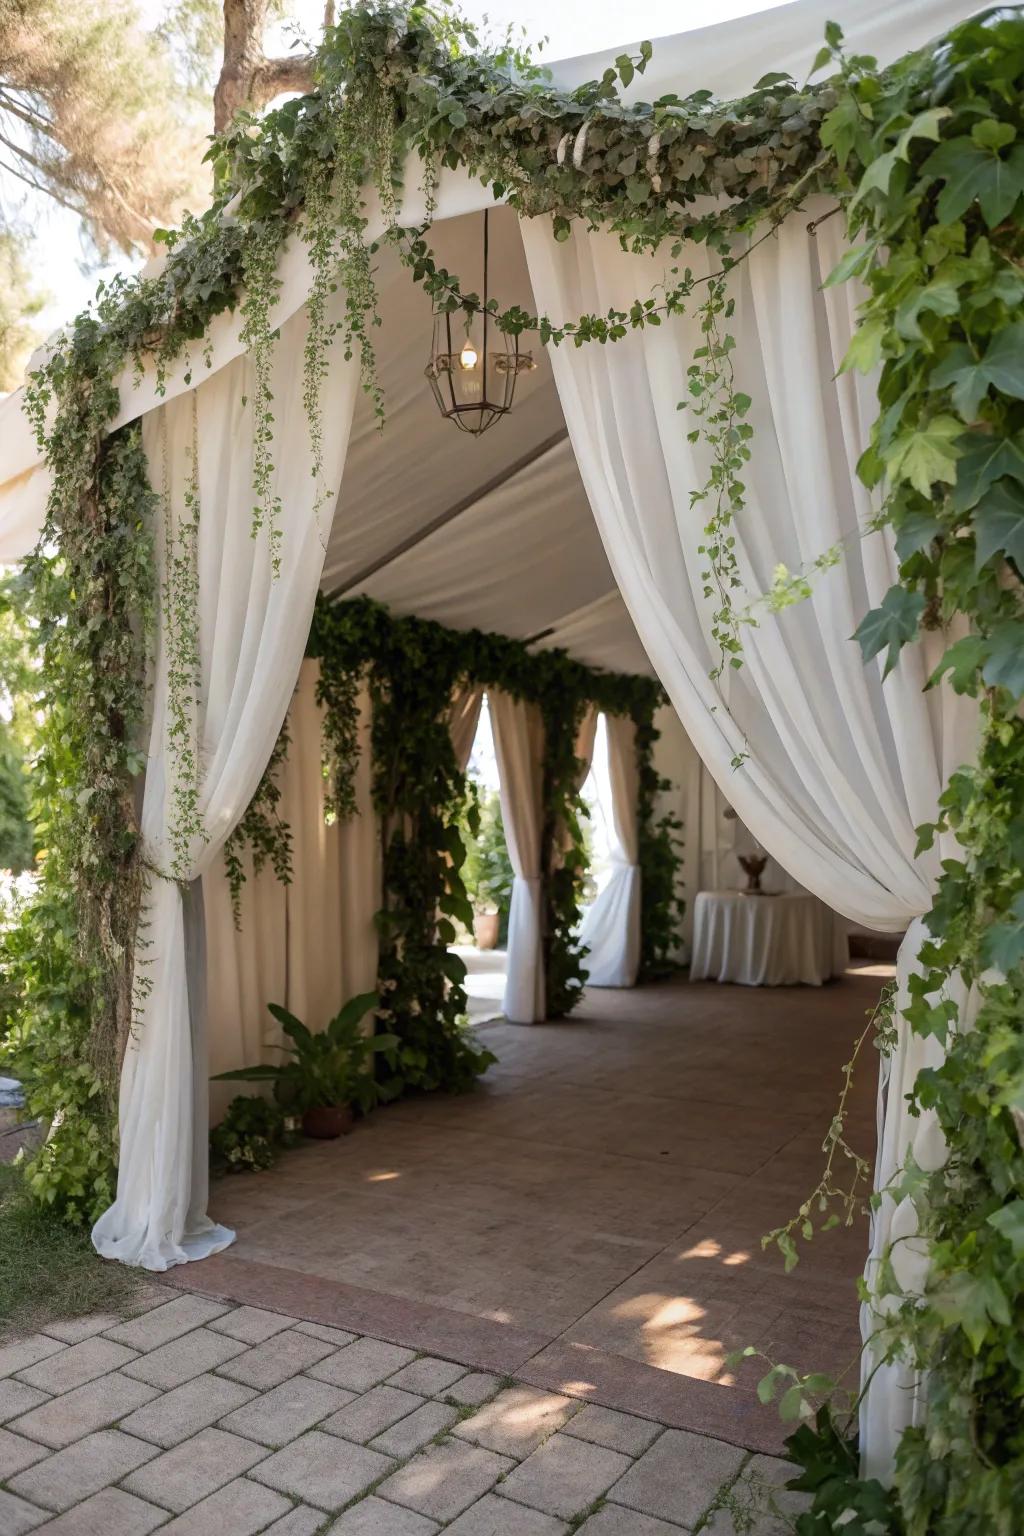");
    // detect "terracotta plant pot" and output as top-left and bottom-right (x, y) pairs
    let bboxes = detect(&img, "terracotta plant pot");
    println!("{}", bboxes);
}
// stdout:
(301, 1104), (354, 1139)
(473, 910), (500, 950)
